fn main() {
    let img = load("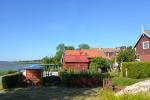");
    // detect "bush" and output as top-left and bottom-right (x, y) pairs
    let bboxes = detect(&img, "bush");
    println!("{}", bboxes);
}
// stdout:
(122, 62), (150, 79)
(42, 76), (61, 86)
(2, 73), (20, 89)
(89, 57), (112, 72)
(60, 71), (110, 87)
